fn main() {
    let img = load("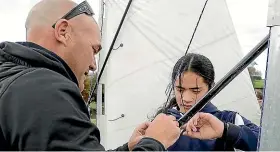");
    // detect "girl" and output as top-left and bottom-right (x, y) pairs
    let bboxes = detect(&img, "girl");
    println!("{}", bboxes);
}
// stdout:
(155, 53), (259, 151)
